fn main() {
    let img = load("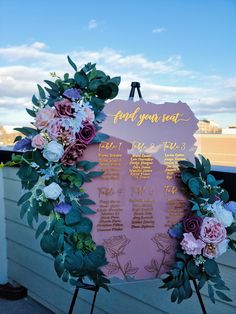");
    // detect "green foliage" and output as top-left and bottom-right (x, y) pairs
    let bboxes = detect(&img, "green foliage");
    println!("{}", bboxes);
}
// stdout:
(11, 56), (121, 291)
(161, 155), (234, 305)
